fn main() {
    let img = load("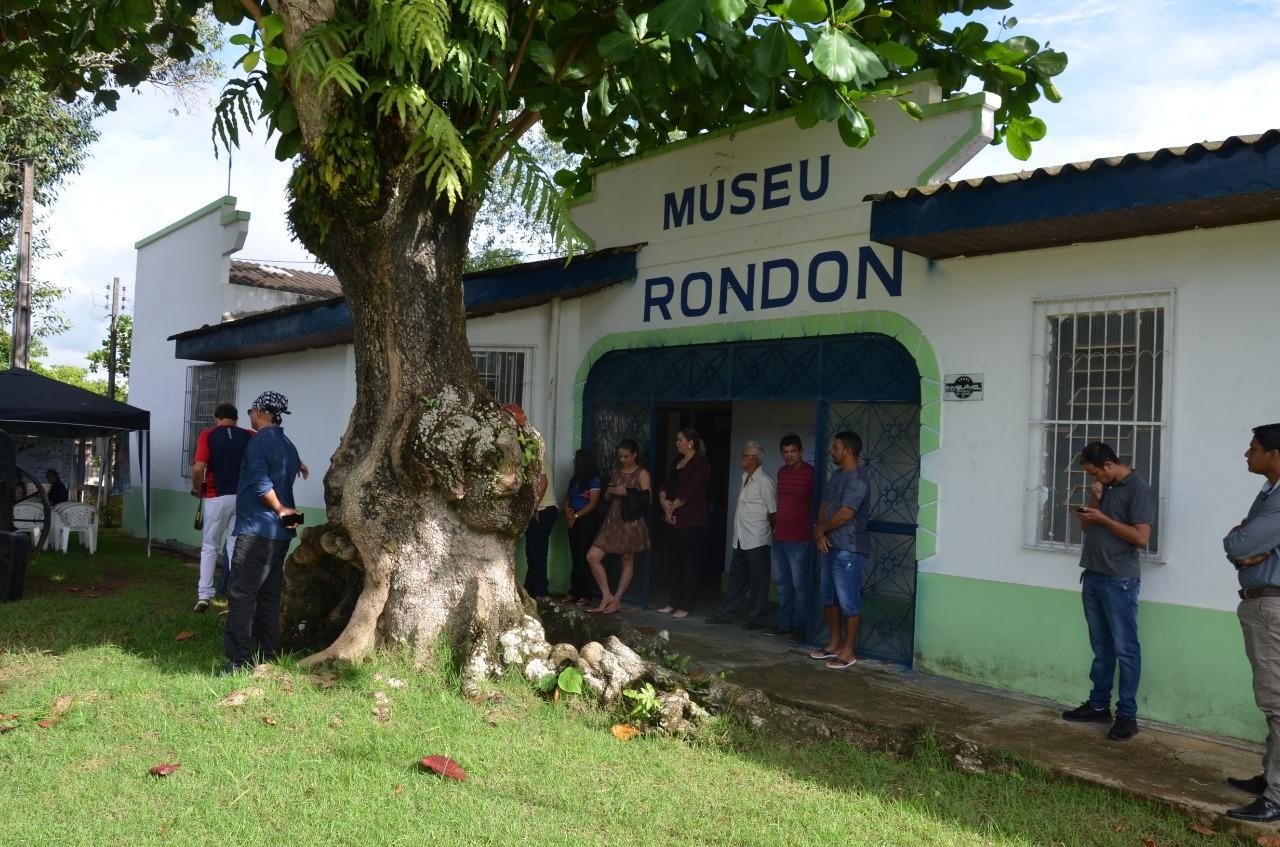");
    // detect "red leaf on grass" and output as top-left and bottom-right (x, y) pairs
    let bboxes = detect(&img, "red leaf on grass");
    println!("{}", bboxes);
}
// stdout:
(1141, 837), (1158, 847)
(1258, 836), (1280, 847)
(175, 631), (196, 642)
(36, 719), (54, 728)
(149, 763), (181, 777)
(419, 755), (468, 781)
(1186, 822), (1215, 836)
(611, 723), (642, 741)
(0, 724), (15, 733)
